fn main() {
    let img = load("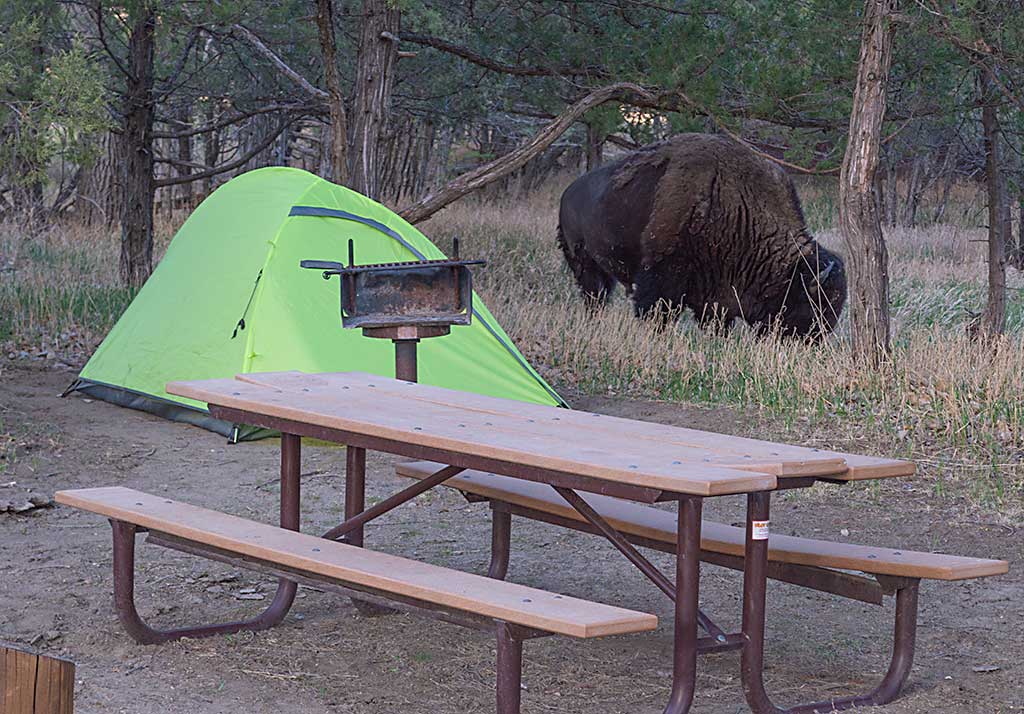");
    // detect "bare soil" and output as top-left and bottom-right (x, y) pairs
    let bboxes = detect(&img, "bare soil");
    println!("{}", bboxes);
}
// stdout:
(1, 361), (1020, 713)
